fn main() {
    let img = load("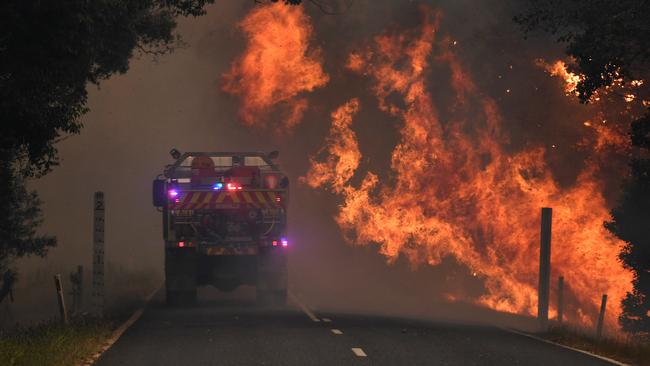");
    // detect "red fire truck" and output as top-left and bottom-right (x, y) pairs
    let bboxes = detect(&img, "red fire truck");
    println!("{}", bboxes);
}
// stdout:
(153, 149), (289, 305)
